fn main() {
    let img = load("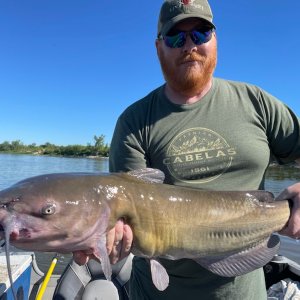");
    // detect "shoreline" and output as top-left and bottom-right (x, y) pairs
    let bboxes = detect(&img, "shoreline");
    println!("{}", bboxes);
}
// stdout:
(0, 151), (108, 160)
